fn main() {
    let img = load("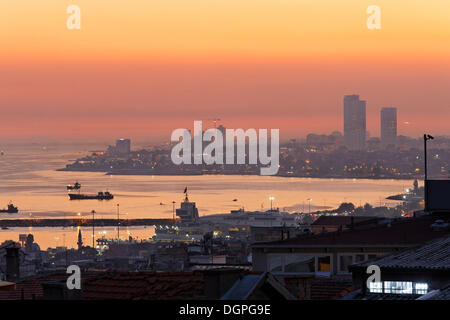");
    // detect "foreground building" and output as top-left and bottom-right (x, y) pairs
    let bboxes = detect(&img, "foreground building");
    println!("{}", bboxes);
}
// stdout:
(252, 213), (449, 278)
(349, 235), (450, 299)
